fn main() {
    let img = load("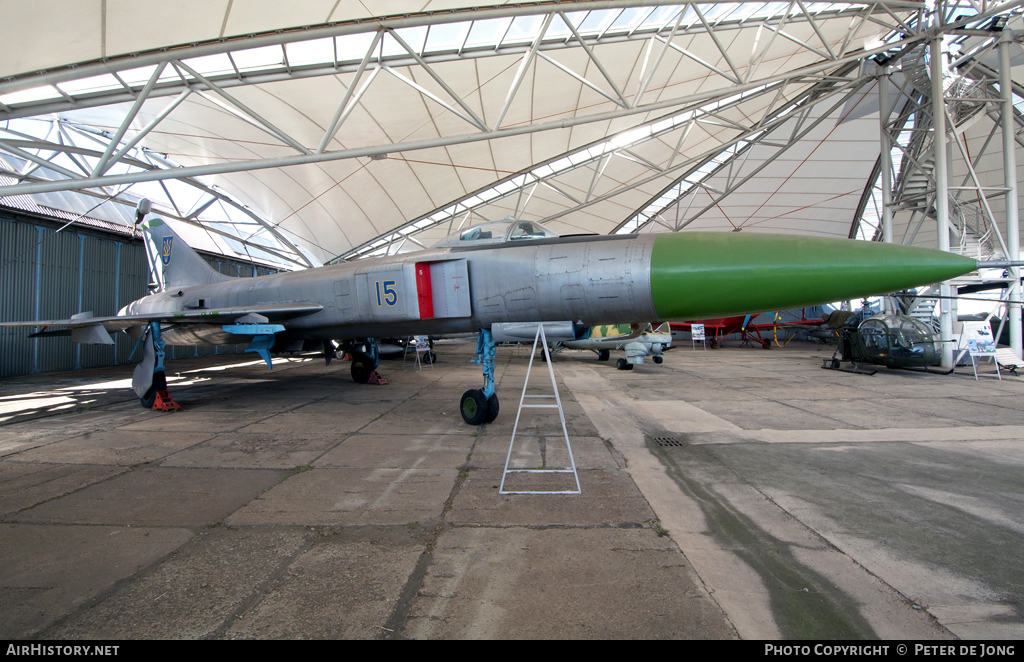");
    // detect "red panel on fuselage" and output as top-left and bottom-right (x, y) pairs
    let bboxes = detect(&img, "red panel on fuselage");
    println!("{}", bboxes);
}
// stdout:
(415, 262), (434, 320)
